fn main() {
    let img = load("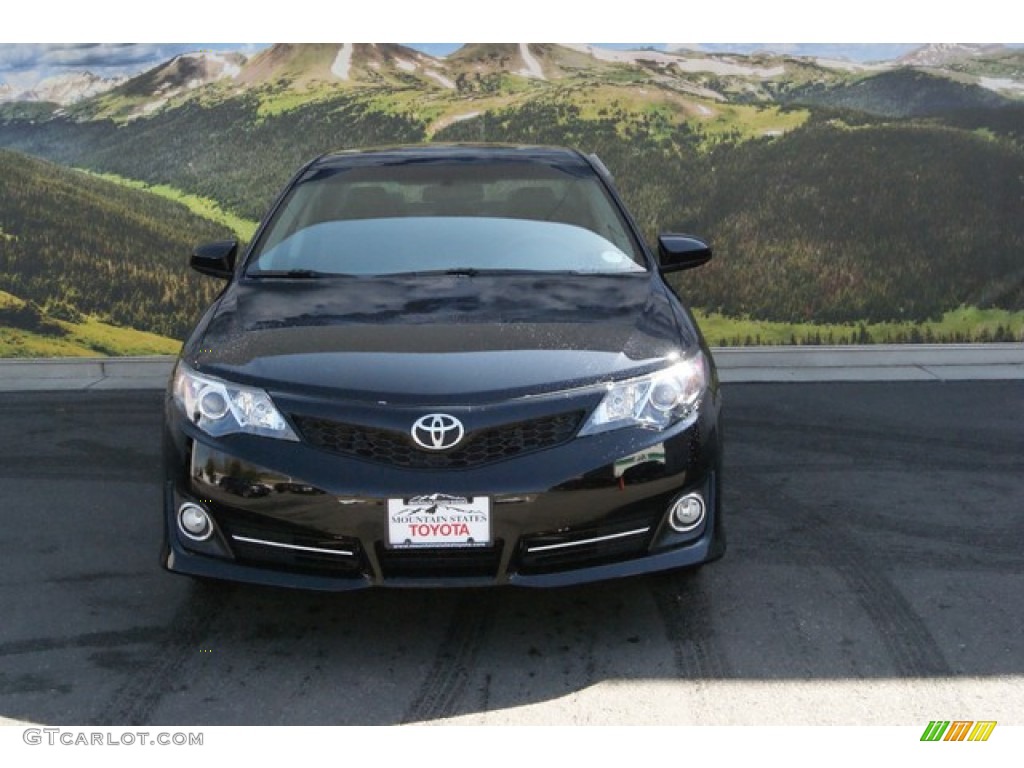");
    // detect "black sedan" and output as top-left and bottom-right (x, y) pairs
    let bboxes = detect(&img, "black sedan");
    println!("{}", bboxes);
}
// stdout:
(162, 144), (724, 589)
